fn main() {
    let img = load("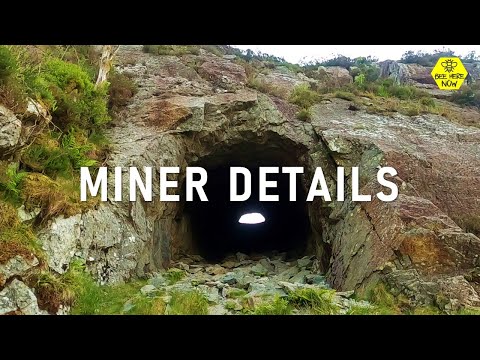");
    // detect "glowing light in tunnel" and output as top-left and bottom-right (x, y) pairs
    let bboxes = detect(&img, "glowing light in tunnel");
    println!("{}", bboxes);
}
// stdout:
(238, 212), (266, 224)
